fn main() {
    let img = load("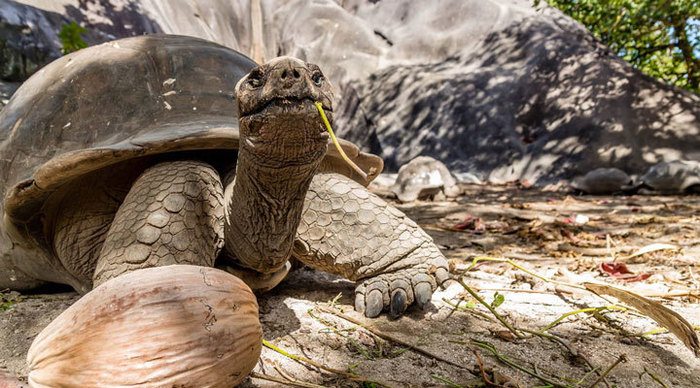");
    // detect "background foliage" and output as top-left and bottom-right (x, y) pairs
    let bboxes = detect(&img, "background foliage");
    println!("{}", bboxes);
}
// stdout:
(59, 22), (88, 54)
(539, 0), (700, 93)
